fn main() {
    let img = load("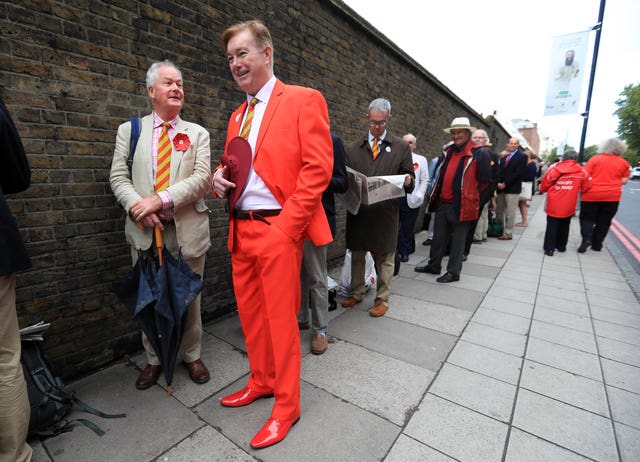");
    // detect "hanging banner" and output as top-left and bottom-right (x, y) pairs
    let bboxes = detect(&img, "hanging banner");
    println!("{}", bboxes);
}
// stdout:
(544, 30), (590, 116)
